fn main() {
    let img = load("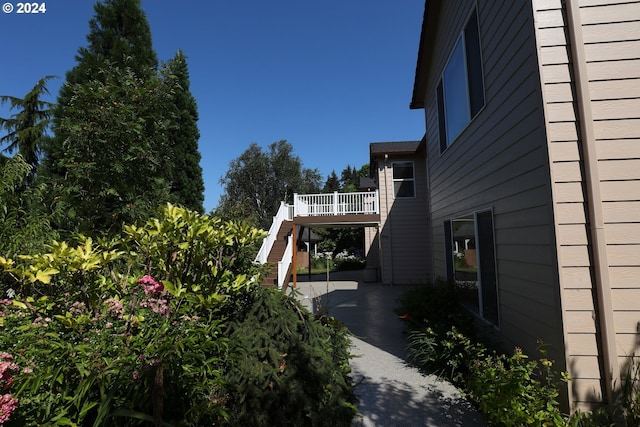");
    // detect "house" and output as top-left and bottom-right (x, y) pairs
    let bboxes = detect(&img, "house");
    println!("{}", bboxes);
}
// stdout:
(408, 0), (640, 412)
(364, 141), (431, 285)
